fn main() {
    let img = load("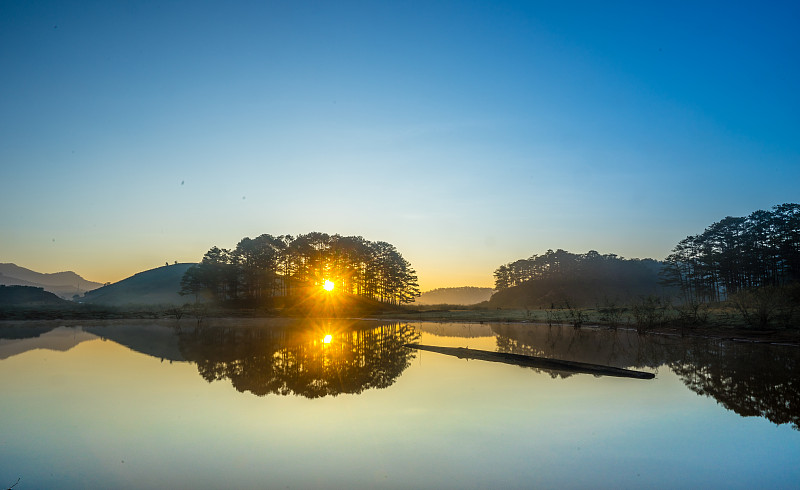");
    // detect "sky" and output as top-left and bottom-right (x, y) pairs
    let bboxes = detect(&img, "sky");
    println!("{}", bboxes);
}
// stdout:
(1, 1), (799, 290)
